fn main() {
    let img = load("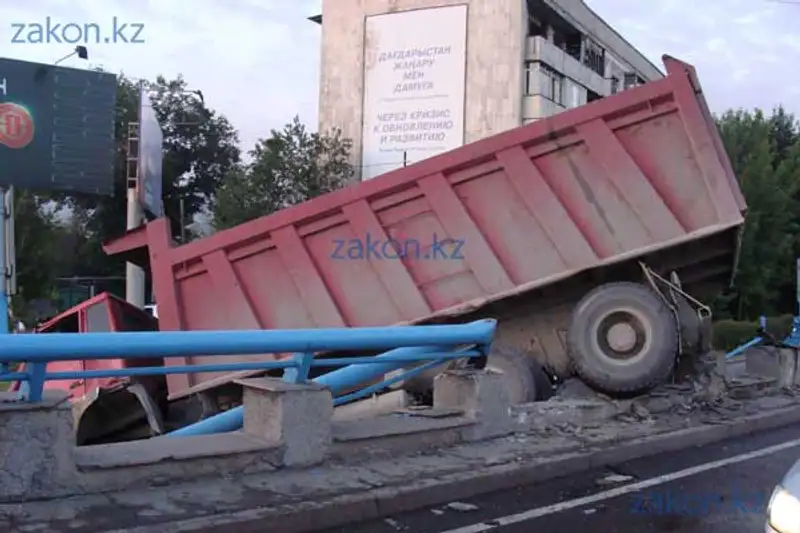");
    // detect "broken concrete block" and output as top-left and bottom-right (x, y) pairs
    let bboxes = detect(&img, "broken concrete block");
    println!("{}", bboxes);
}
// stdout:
(746, 347), (798, 388)
(516, 398), (622, 429)
(333, 389), (410, 422)
(236, 378), (332, 467)
(433, 369), (512, 441)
